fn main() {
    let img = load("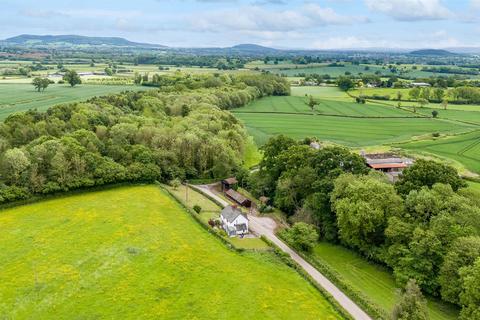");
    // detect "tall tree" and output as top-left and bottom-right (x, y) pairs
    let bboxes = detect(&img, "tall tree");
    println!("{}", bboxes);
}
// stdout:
(392, 279), (429, 320)
(63, 70), (82, 87)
